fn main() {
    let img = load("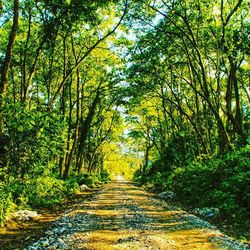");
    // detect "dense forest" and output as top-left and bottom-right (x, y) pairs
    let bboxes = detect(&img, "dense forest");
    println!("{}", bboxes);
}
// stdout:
(0, 0), (249, 241)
